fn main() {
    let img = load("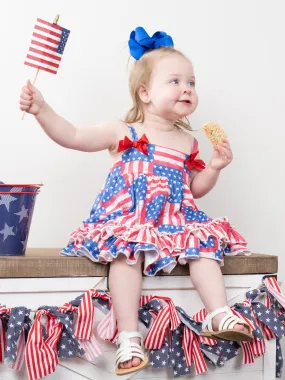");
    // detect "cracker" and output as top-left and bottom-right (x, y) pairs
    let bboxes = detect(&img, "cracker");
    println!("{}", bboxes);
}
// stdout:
(203, 122), (227, 145)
